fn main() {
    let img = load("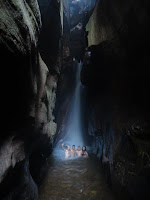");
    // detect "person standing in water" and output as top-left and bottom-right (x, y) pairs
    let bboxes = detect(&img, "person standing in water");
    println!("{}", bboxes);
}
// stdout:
(82, 146), (88, 158)
(70, 145), (76, 157)
(61, 143), (71, 159)
(76, 146), (82, 157)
